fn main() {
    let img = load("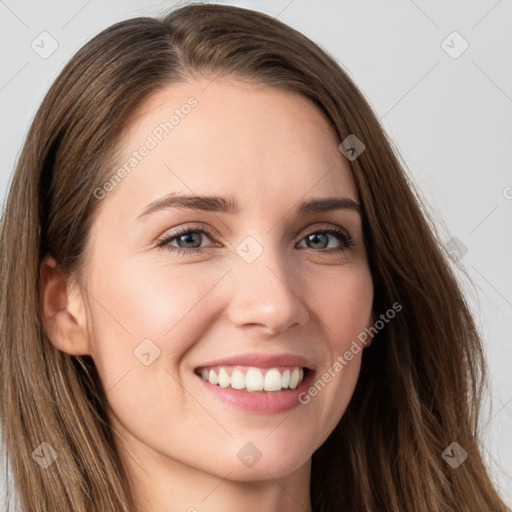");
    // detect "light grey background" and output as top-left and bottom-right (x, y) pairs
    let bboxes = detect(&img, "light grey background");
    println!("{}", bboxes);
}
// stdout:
(1, 0), (511, 506)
